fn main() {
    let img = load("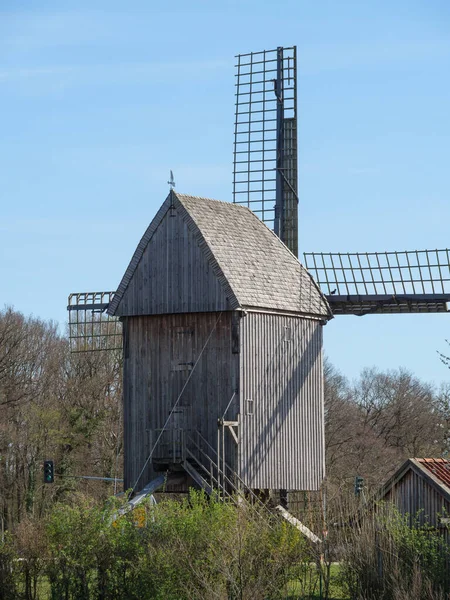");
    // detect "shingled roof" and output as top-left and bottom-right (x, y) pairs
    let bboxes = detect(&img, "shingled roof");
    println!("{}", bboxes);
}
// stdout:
(108, 191), (331, 318)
